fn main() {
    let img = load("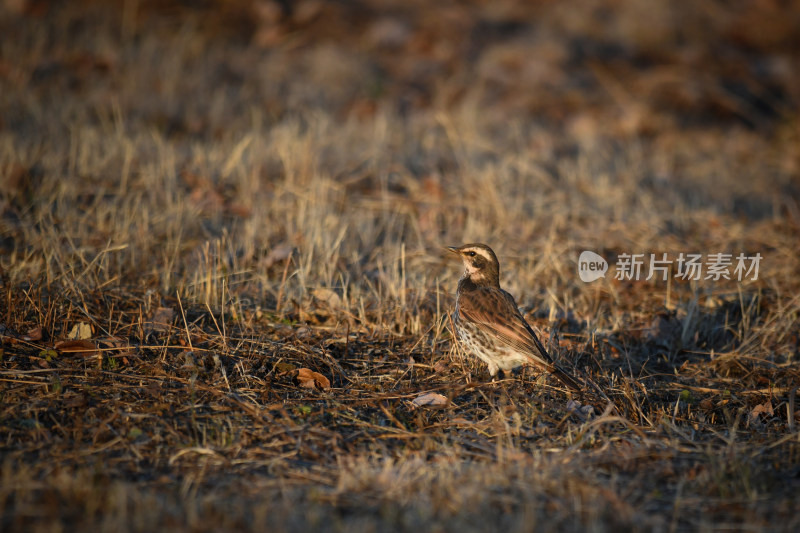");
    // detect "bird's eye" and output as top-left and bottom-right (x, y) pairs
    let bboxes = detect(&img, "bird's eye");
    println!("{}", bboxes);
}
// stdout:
(466, 251), (476, 257)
